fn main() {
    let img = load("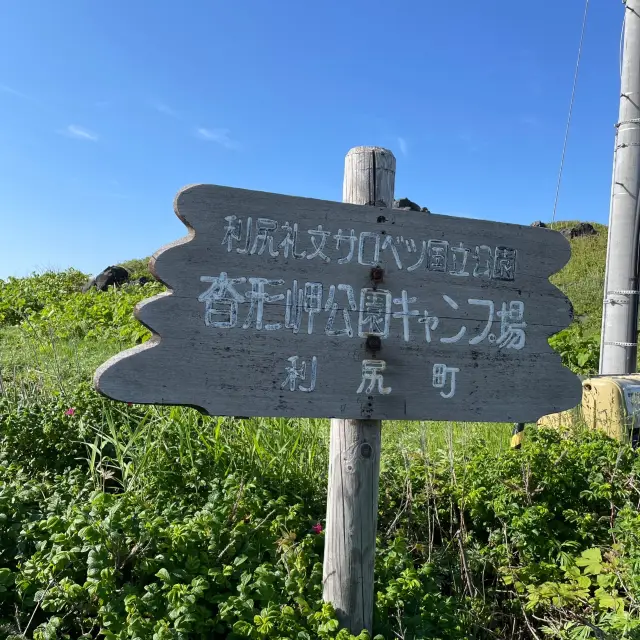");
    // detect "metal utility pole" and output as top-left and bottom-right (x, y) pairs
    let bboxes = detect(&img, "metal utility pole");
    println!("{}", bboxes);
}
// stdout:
(600, 0), (640, 375)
